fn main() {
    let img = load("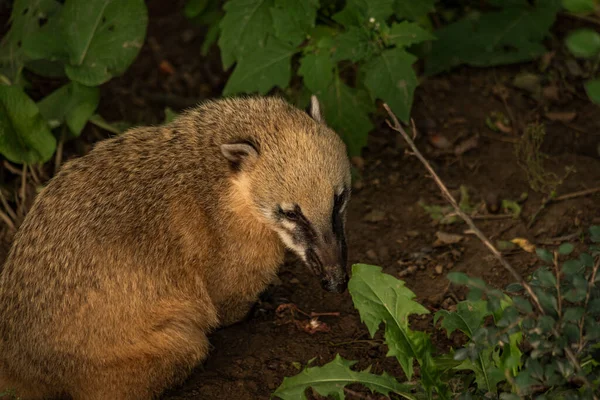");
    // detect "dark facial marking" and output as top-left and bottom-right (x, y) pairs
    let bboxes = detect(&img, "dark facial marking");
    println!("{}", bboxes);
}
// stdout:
(332, 188), (349, 267)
